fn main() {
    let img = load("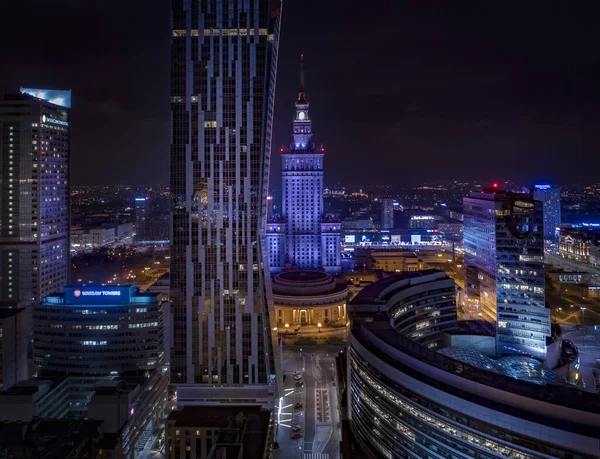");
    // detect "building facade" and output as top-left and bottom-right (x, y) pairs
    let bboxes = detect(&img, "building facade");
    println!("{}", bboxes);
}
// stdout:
(348, 315), (600, 459)
(134, 196), (149, 241)
(463, 188), (550, 360)
(0, 89), (71, 333)
(381, 199), (394, 230)
(170, 0), (282, 406)
(34, 285), (164, 377)
(266, 57), (341, 274)
(166, 406), (271, 459)
(559, 228), (600, 266)
(533, 184), (561, 243)
(348, 270), (457, 349)
(0, 308), (28, 391)
(271, 271), (347, 326)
